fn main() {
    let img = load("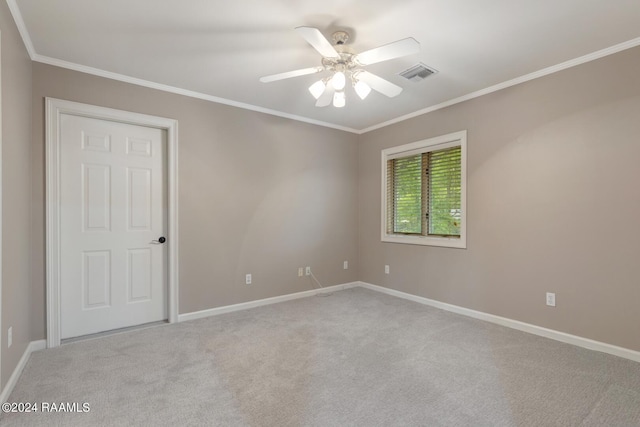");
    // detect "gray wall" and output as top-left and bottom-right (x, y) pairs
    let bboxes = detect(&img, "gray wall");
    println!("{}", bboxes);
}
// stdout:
(2, 13), (639, 389)
(31, 63), (359, 340)
(1, 0), (33, 388)
(358, 46), (640, 352)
